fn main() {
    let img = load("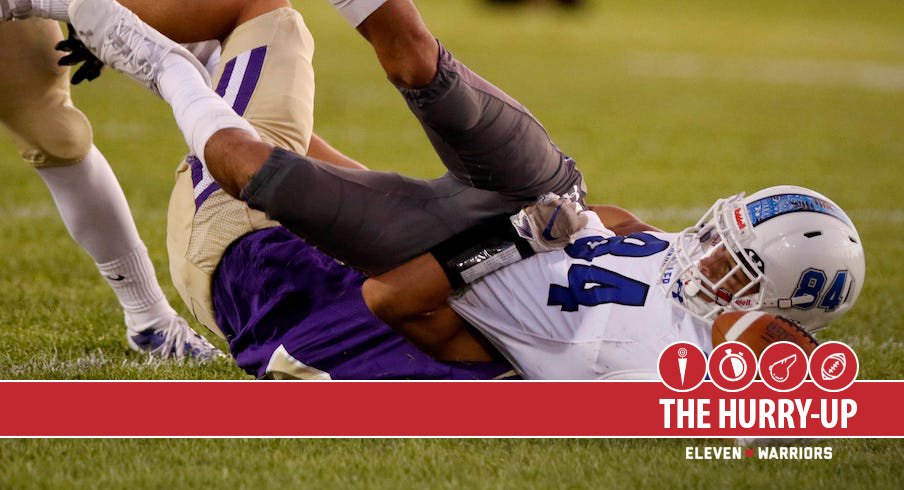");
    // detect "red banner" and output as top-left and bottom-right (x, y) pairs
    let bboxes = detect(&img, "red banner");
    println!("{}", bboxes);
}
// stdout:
(0, 381), (902, 437)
